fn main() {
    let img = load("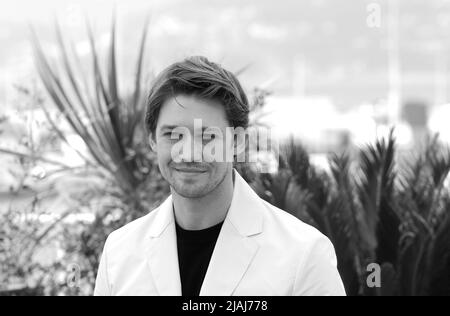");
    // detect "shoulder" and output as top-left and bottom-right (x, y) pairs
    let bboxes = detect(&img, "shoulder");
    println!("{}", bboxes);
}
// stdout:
(259, 198), (331, 248)
(258, 199), (345, 295)
(104, 205), (161, 252)
(257, 198), (338, 267)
